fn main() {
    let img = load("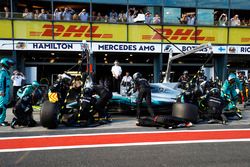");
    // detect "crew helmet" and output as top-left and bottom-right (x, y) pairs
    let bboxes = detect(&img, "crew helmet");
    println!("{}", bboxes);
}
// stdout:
(228, 73), (236, 83)
(209, 88), (220, 97)
(61, 73), (72, 83)
(83, 87), (92, 97)
(198, 70), (204, 75)
(133, 72), (142, 80)
(32, 81), (40, 87)
(0, 58), (14, 69)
